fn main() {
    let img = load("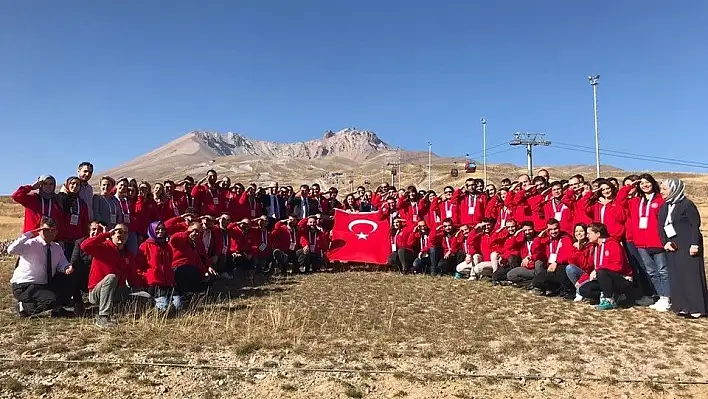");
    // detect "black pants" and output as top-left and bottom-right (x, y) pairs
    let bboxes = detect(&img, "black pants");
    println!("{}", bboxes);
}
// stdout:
(578, 269), (634, 300)
(437, 252), (460, 275)
(215, 255), (234, 274)
(174, 265), (207, 295)
(297, 250), (324, 273)
(386, 249), (415, 273)
(12, 282), (58, 315)
(253, 250), (288, 273)
(533, 264), (575, 295)
(492, 255), (522, 282)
